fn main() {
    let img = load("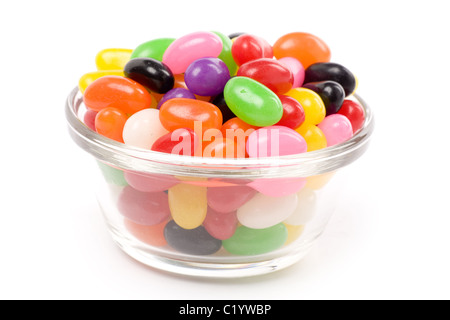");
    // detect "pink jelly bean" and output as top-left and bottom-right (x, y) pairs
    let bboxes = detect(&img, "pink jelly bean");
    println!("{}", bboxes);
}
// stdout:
(118, 186), (170, 226)
(124, 171), (179, 193)
(162, 31), (223, 74)
(84, 109), (97, 131)
(249, 177), (306, 197)
(207, 185), (257, 214)
(246, 125), (307, 158)
(203, 207), (238, 240)
(278, 57), (305, 88)
(318, 114), (353, 147)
